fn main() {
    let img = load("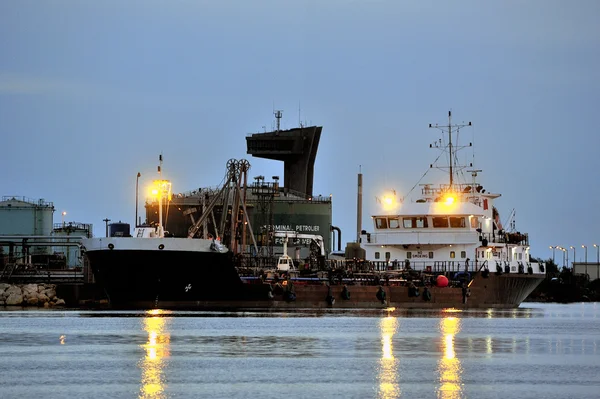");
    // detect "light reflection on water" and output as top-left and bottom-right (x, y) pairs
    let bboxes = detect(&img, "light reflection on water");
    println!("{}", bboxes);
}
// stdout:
(377, 315), (399, 398)
(0, 303), (599, 399)
(437, 316), (463, 399)
(139, 309), (171, 399)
